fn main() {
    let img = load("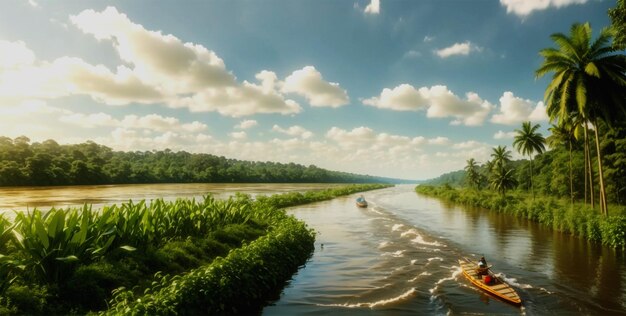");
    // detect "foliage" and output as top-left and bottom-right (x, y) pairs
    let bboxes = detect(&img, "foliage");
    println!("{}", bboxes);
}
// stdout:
(102, 216), (315, 315)
(0, 136), (407, 186)
(0, 183), (388, 314)
(609, 0), (626, 50)
(416, 185), (626, 249)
